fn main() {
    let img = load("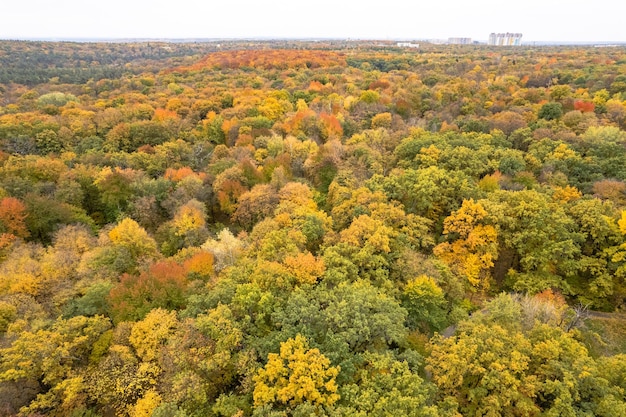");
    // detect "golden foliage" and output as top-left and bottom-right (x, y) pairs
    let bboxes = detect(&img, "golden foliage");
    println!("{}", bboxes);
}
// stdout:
(108, 218), (158, 259)
(283, 252), (325, 286)
(129, 309), (178, 362)
(131, 389), (162, 417)
(183, 251), (214, 279)
(553, 185), (582, 203)
(434, 199), (498, 289)
(253, 334), (339, 408)
(172, 199), (207, 236)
